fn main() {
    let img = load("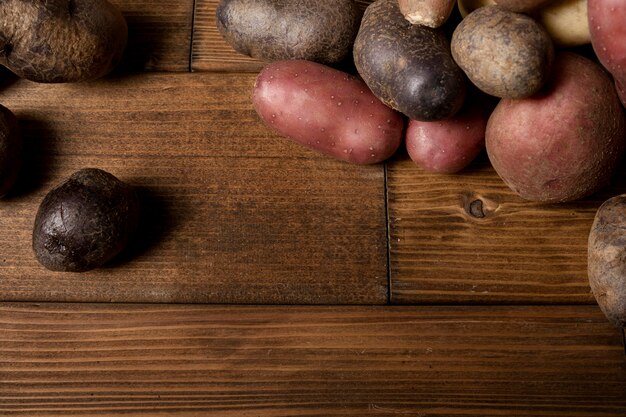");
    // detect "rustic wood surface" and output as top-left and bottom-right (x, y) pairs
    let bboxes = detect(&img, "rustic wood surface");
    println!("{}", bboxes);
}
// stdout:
(2, 303), (624, 417)
(112, 0), (195, 72)
(387, 153), (626, 305)
(1, 1), (625, 415)
(0, 73), (387, 304)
